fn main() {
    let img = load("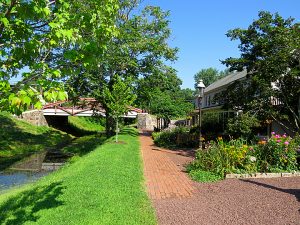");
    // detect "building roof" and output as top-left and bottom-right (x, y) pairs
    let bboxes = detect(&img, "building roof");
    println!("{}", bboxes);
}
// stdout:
(204, 70), (247, 93)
